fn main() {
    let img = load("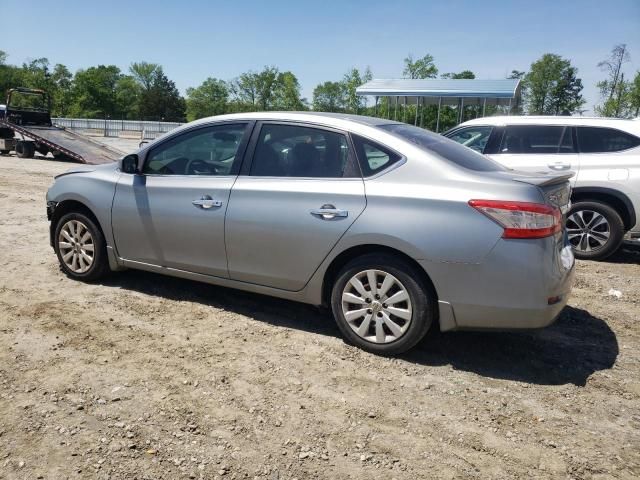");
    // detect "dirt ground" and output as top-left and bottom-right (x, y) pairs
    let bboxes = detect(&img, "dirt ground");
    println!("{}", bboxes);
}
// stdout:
(0, 154), (639, 480)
